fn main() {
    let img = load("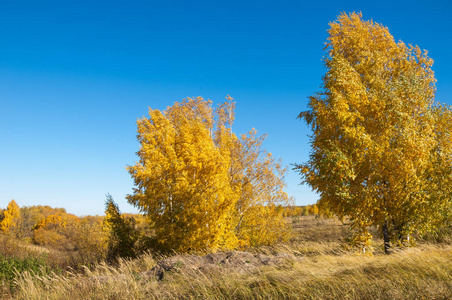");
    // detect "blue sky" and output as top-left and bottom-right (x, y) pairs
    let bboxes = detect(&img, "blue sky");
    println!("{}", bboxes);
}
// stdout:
(1, 0), (451, 215)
